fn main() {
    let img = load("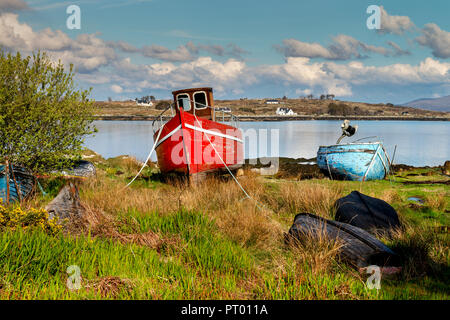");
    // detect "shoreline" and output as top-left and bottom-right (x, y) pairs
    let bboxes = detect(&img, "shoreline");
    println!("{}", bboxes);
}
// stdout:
(92, 115), (450, 121)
